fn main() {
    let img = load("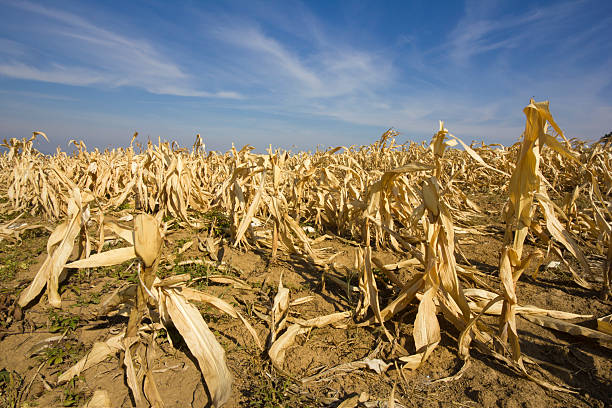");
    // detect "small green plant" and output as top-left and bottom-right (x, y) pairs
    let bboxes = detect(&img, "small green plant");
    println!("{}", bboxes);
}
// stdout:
(280, 280), (302, 291)
(176, 238), (189, 247)
(61, 283), (80, 296)
(38, 340), (83, 367)
(112, 264), (138, 284)
(0, 256), (28, 282)
(61, 376), (84, 407)
(158, 262), (213, 289)
(0, 368), (22, 407)
(89, 292), (101, 304)
(48, 311), (80, 333)
(73, 269), (91, 284)
(101, 281), (113, 292)
(248, 374), (297, 408)
(154, 327), (169, 345)
(41, 346), (67, 366)
(21, 227), (45, 240)
(299, 220), (320, 238)
(202, 210), (231, 236)
(0, 259), (17, 282)
(74, 291), (100, 307)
